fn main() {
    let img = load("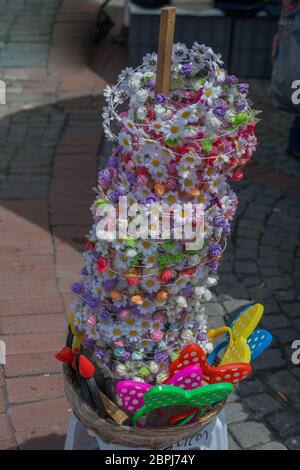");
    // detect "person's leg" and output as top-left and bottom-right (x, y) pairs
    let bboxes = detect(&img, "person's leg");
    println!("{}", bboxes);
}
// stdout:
(288, 115), (300, 158)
